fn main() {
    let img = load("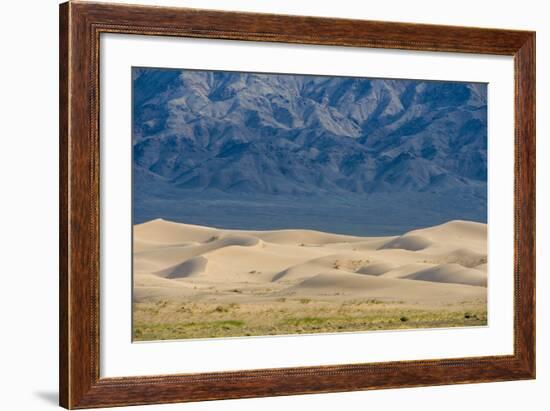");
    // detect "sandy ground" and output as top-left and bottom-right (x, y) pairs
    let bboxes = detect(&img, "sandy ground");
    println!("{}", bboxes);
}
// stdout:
(133, 219), (487, 340)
